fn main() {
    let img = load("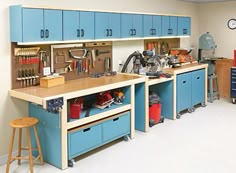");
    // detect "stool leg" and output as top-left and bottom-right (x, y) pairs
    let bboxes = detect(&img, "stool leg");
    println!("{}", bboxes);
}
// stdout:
(33, 126), (44, 165)
(6, 128), (16, 173)
(209, 77), (213, 103)
(215, 77), (220, 99)
(17, 128), (22, 165)
(27, 128), (34, 173)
